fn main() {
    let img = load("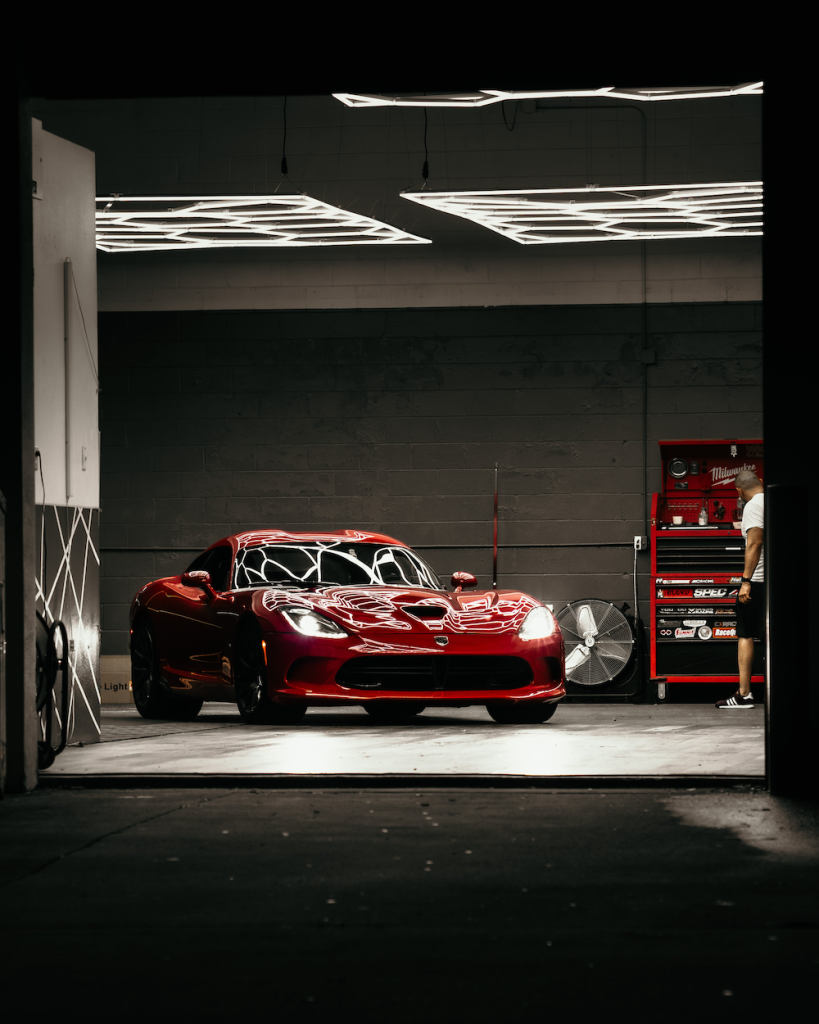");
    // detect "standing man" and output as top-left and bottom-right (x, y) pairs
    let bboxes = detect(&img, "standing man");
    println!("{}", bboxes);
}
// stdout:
(716, 470), (764, 709)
